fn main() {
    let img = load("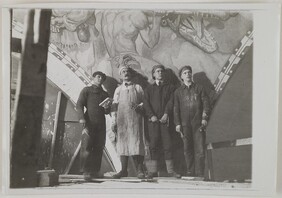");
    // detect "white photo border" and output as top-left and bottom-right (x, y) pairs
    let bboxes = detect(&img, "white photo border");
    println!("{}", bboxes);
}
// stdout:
(1, 2), (281, 197)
